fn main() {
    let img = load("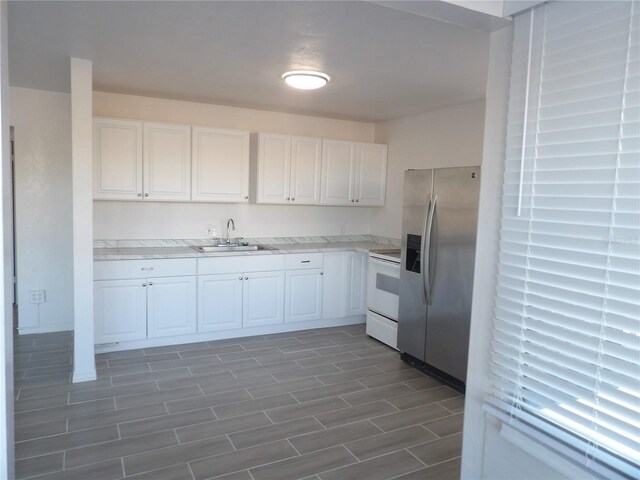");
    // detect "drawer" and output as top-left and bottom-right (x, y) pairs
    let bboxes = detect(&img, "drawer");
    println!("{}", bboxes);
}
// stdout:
(94, 258), (197, 280)
(285, 253), (323, 270)
(198, 254), (286, 275)
(366, 311), (398, 350)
